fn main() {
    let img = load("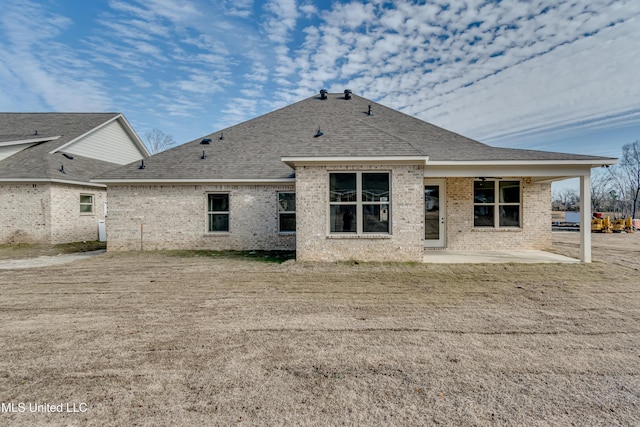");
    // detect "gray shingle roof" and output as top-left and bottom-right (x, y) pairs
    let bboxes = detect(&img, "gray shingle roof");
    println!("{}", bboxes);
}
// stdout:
(96, 93), (616, 181)
(0, 113), (125, 183)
